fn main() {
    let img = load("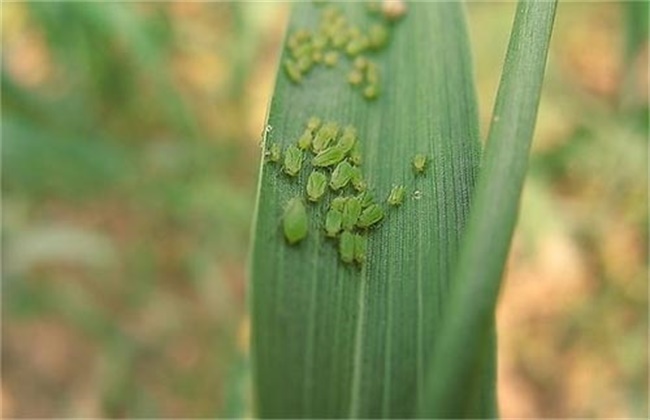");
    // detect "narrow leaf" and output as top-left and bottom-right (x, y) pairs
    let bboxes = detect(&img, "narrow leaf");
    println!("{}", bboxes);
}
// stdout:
(250, 2), (482, 417)
(419, 0), (558, 417)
